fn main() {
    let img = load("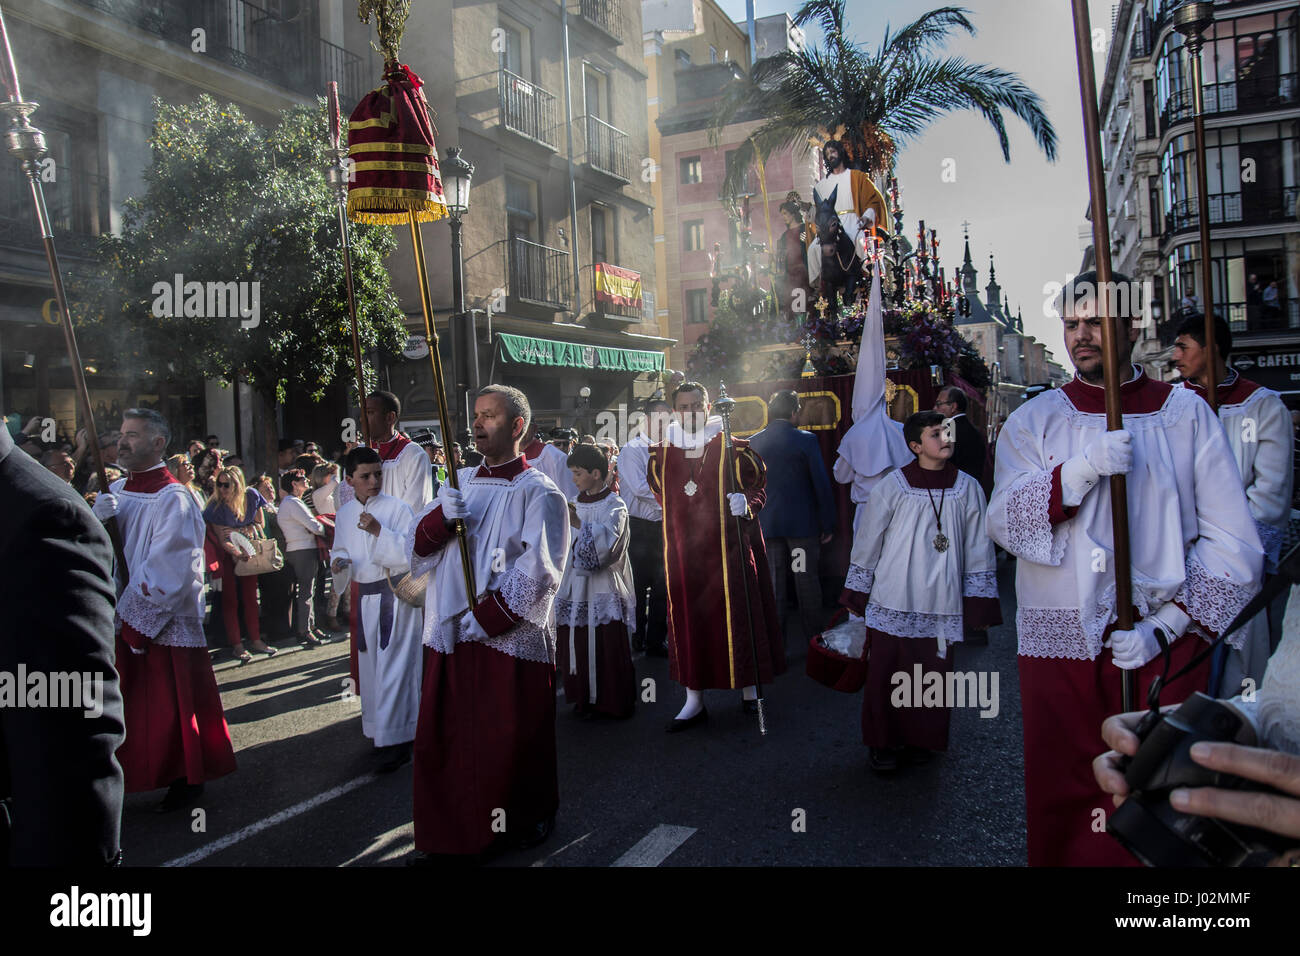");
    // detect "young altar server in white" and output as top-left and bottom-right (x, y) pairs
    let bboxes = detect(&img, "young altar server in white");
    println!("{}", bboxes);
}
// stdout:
(554, 442), (637, 719)
(840, 410), (1001, 773)
(330, 446), (422, 773)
